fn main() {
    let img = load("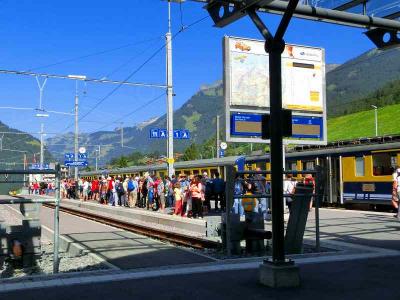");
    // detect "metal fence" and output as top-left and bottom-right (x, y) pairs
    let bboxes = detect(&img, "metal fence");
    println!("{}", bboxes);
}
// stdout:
(0, 165), (61, 273)
(224, 165), (323, 257)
